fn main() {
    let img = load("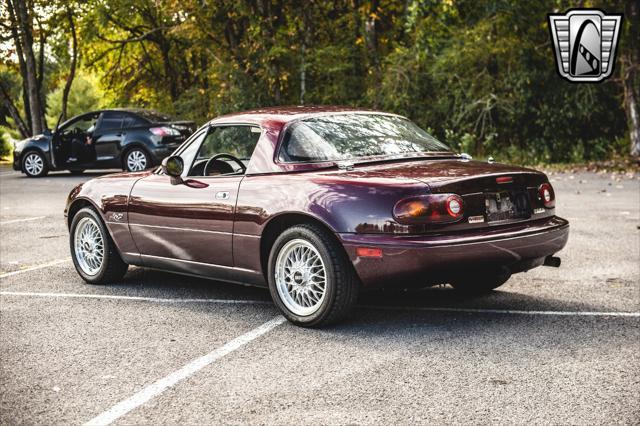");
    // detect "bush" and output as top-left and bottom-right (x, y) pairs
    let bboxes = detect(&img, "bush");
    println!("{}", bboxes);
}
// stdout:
(0, 129), (13, 158)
